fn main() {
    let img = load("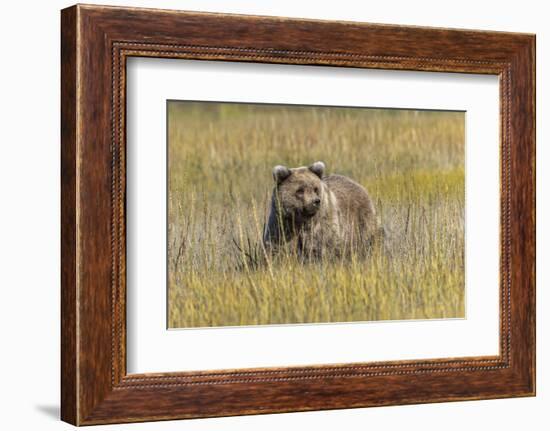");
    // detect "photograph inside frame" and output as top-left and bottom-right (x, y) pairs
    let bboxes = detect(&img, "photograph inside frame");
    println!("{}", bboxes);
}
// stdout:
(167, 100), (465, 329)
